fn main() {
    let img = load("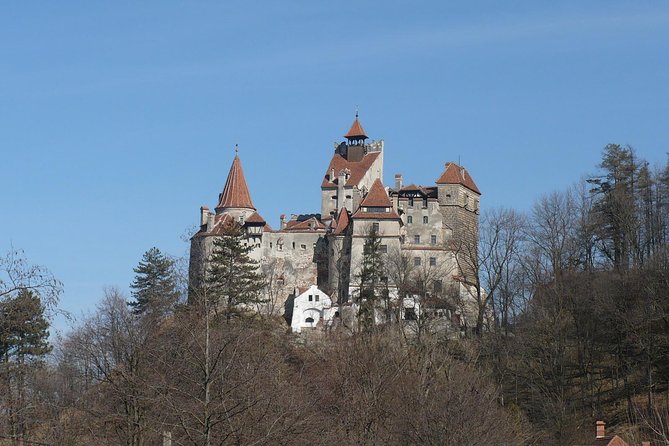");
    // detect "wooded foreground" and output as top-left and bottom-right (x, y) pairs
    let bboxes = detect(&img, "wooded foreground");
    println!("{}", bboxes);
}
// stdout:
(2, 144), (669, 445)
